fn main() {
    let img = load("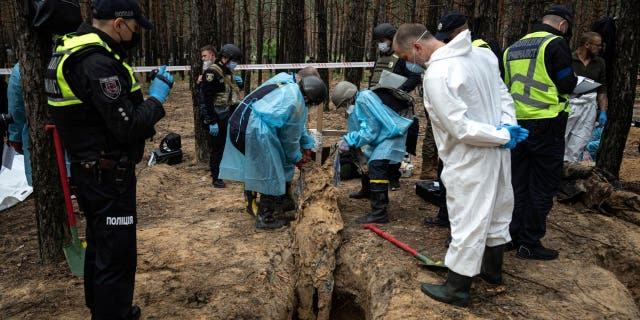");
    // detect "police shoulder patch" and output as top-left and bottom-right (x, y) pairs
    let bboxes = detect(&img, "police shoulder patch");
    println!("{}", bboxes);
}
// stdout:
(206, 73), (214, 82)
(99, 76), (121, 100)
